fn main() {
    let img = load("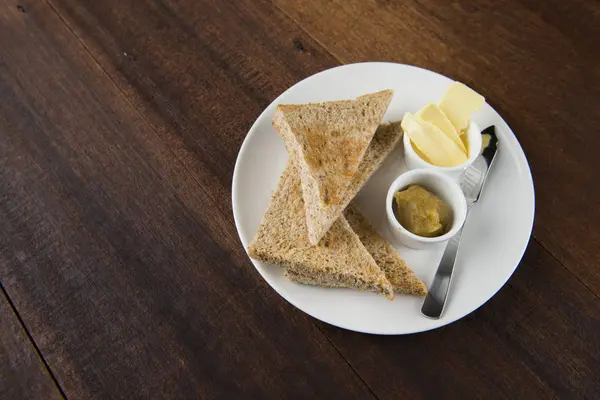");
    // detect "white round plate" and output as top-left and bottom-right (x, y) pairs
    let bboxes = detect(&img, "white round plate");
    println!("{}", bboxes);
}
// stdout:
(232, 63), (534, 335)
